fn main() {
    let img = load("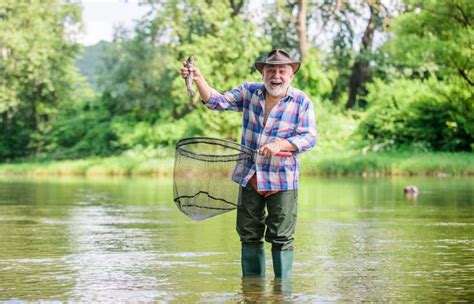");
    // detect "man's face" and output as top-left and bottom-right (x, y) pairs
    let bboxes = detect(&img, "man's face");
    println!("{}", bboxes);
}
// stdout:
(263, 64), (294, 97)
